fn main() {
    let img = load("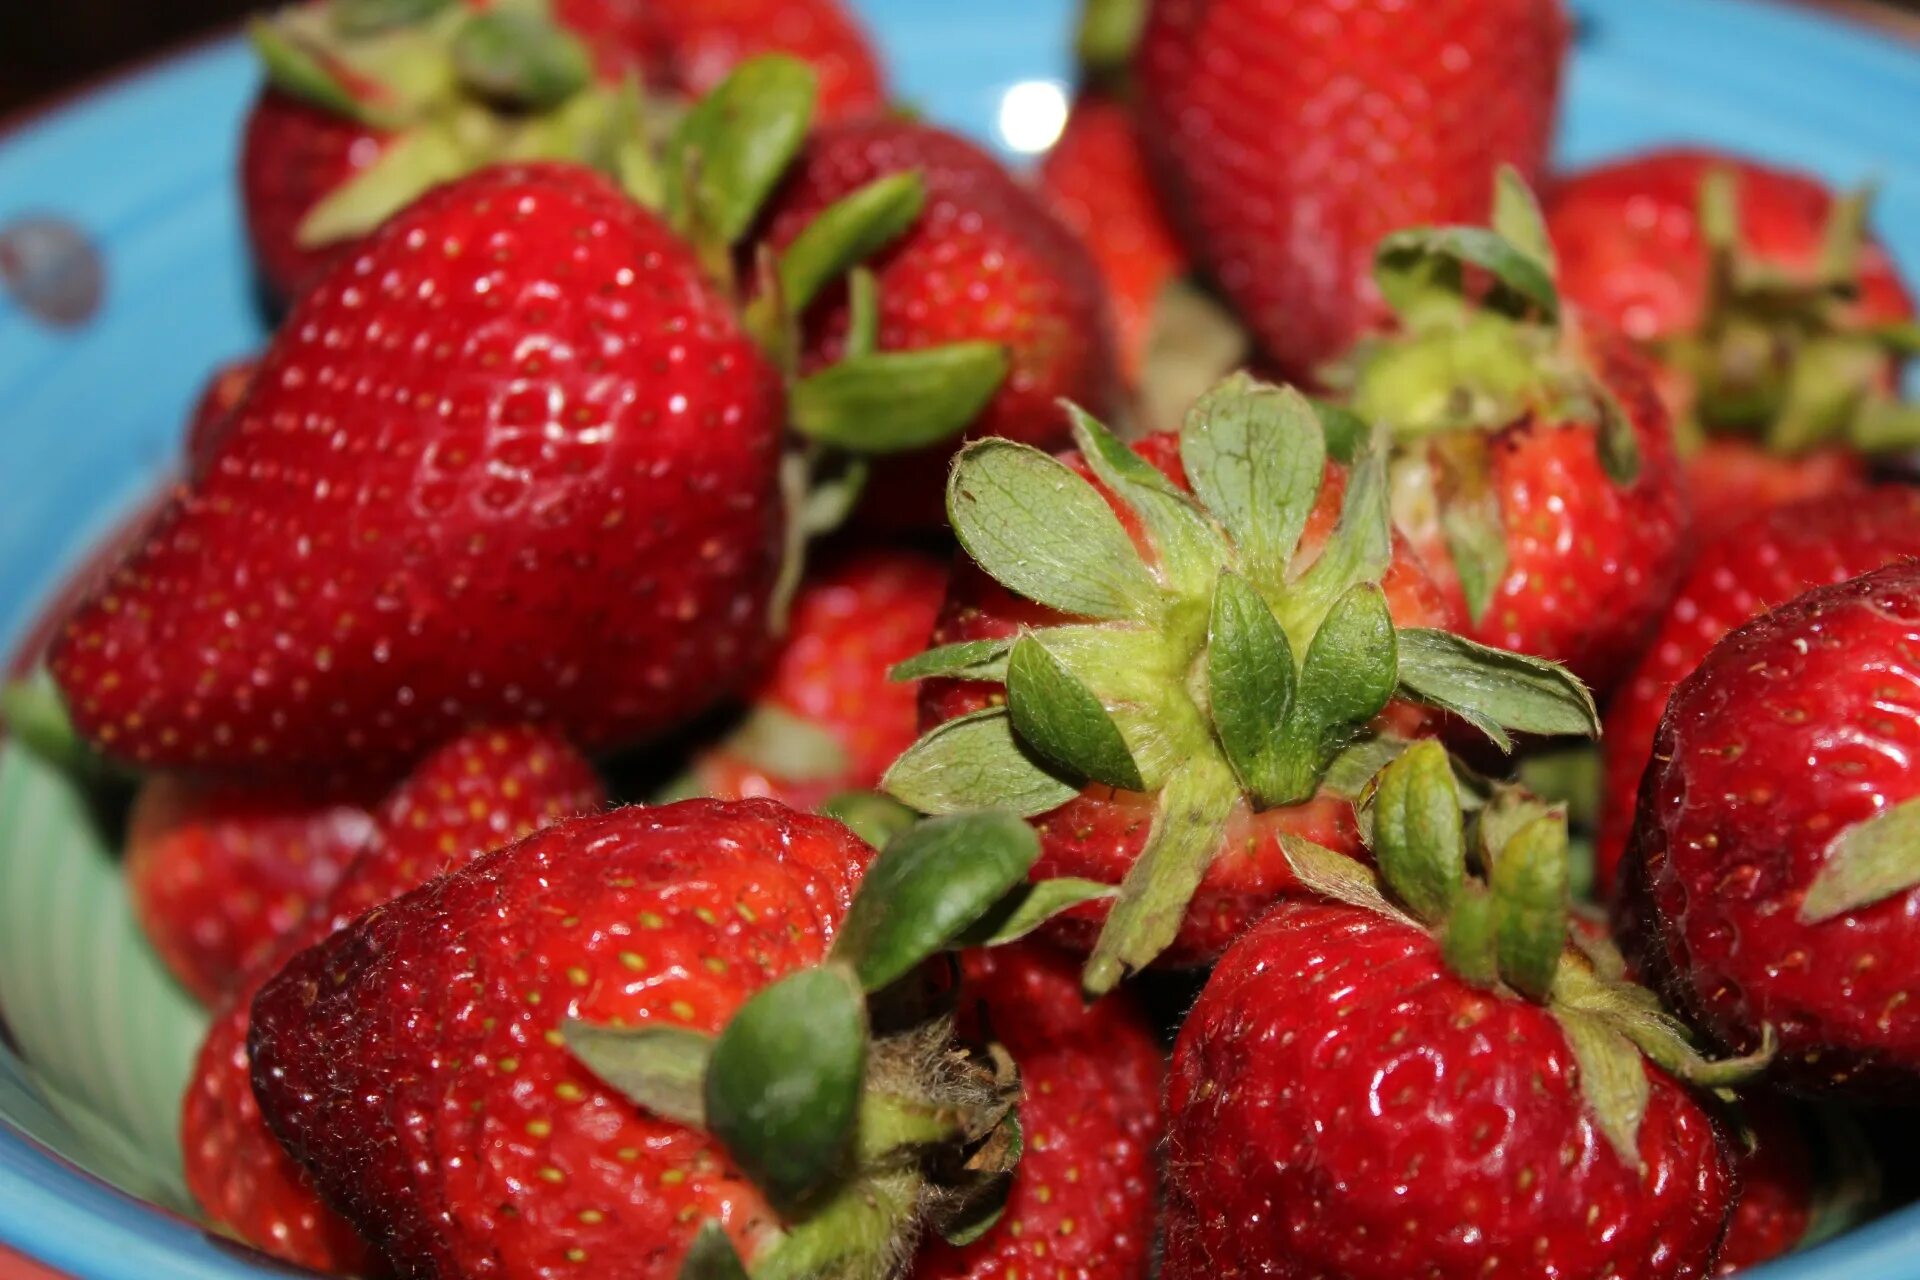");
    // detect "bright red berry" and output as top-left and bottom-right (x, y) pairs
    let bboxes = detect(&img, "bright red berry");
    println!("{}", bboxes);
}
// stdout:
(636, 0), (885, 124)
(183, 356), (260, 478)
